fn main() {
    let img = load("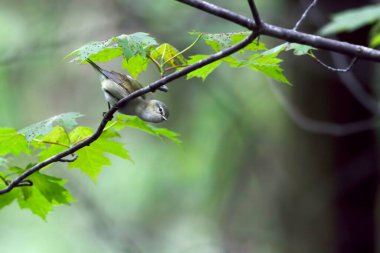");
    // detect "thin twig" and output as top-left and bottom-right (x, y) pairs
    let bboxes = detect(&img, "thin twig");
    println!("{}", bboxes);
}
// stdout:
(147, 54), (162, 73)
(247, 0), (261, 28)
(163, 64), (188, 75)
(0, 32), (258, 195)
(293, 0), (318, 31)
(310, 54), (358, 72)
(162, 34), (202, 67)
